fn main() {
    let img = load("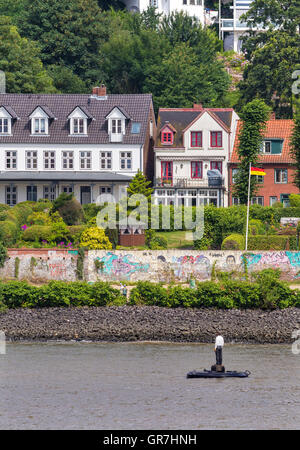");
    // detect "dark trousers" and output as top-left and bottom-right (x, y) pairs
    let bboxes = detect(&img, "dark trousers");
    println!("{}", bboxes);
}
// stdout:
(216, 346), (223, 365)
